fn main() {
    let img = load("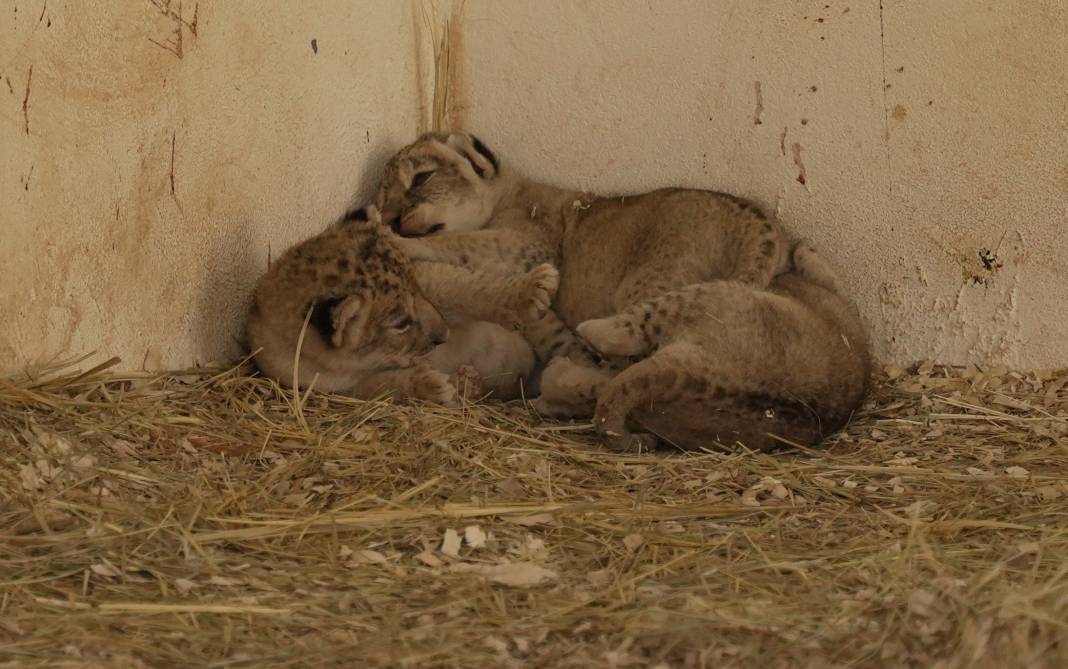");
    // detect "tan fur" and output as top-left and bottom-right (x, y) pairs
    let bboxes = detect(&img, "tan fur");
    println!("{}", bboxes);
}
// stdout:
(375, 131), (788, 375)
(377, 133), (789, 318)
(423, 320), (537, 399)
(572, 241), (871, 452)
(247, 206), (558, 405)
(374, 133), (868, 450)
